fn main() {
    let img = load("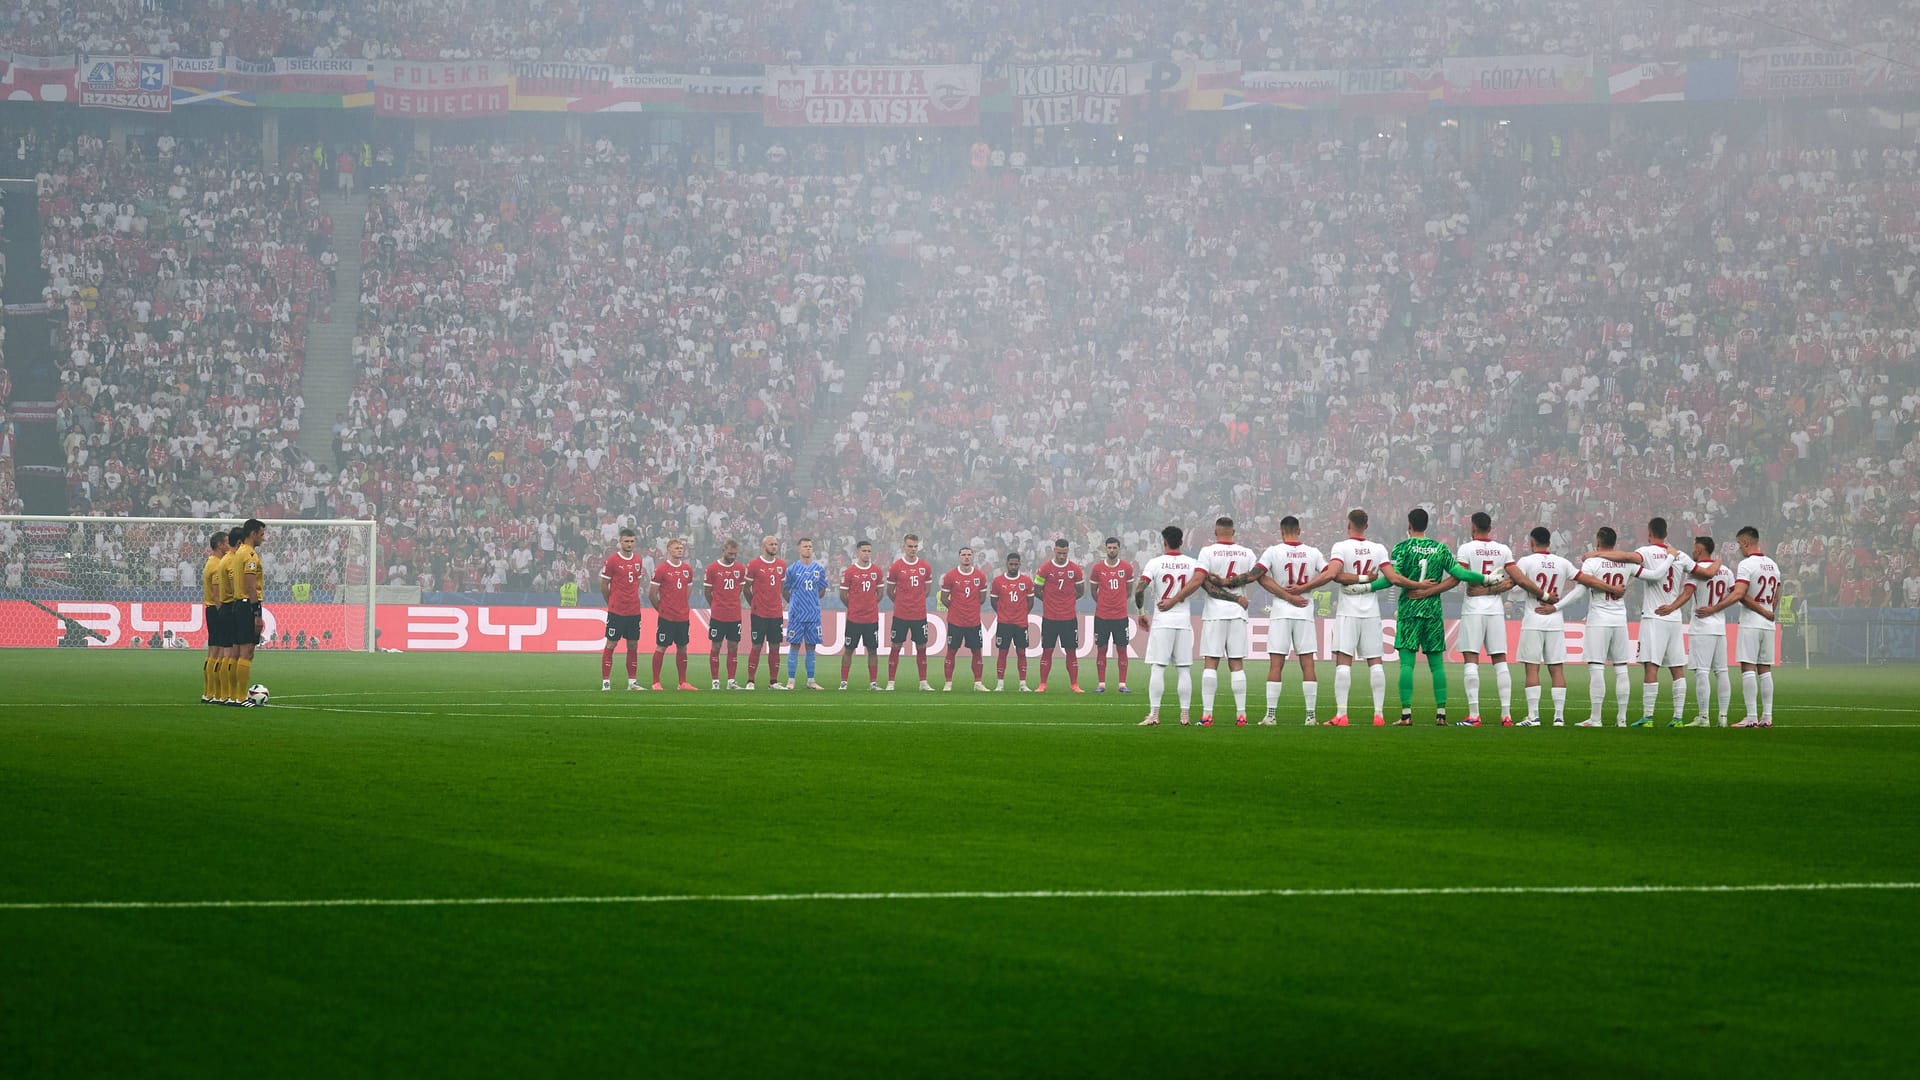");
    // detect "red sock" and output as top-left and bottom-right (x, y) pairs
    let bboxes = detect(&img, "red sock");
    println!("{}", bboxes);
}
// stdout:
(1117, 651), (1128, 684)
(888, 649), (901, 680)
(842, 653), (855, 683)
(601, 646), (614, 679)
(916, 650), (928, 680)
(1065, 654), (1079, 683)
(1039, 654), (1053, 682)
(1096, 648), (1108, 684)
(676, 652), (688, 683)
(1017, 654), (1028, 679)
(727, 644), (738, 680)
(944, 653), (956, 681)
(626, 647), (638, 680)
(972, 651), (983, 681)
(652, 651), (665, 683)
(996, 653), (1007, 678)
(747, 644), (760, 680)
(709, 650), (722, 682)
